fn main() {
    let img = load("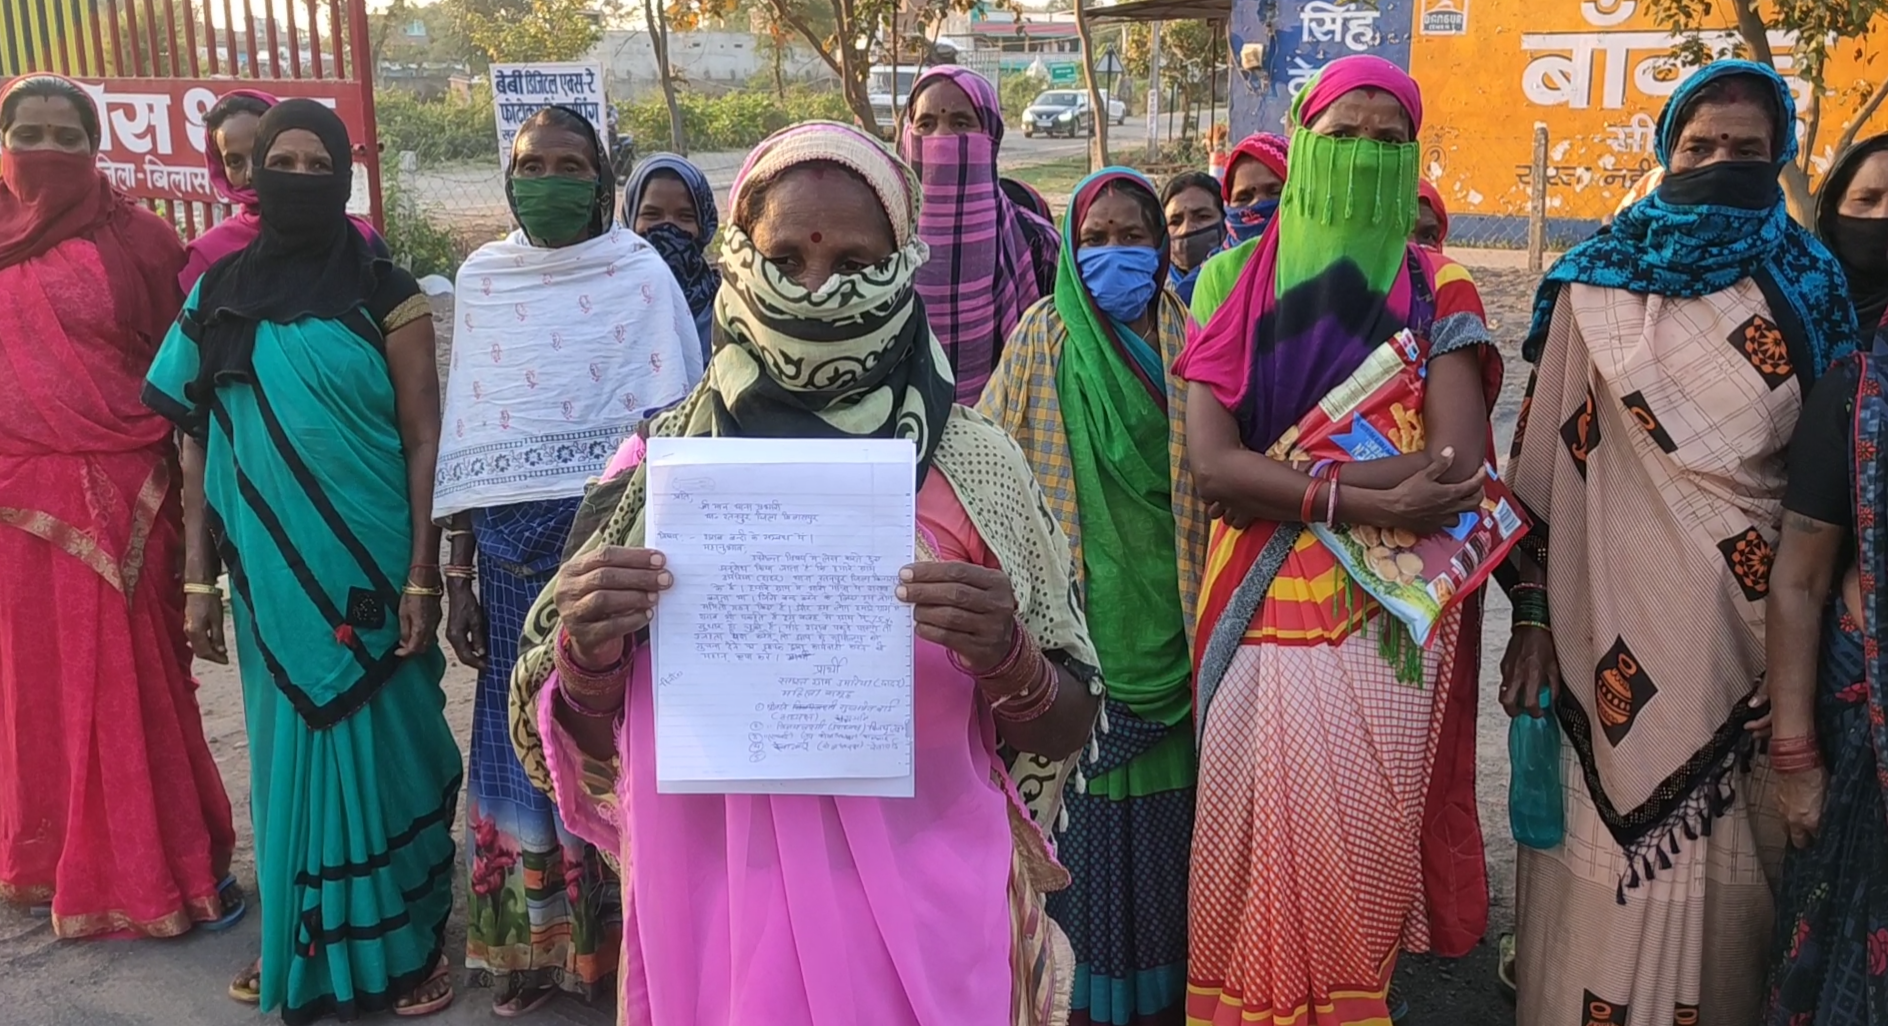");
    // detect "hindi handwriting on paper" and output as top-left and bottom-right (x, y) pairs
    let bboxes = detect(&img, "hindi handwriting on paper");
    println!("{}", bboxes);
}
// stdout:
(646, 438), (916, 796)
